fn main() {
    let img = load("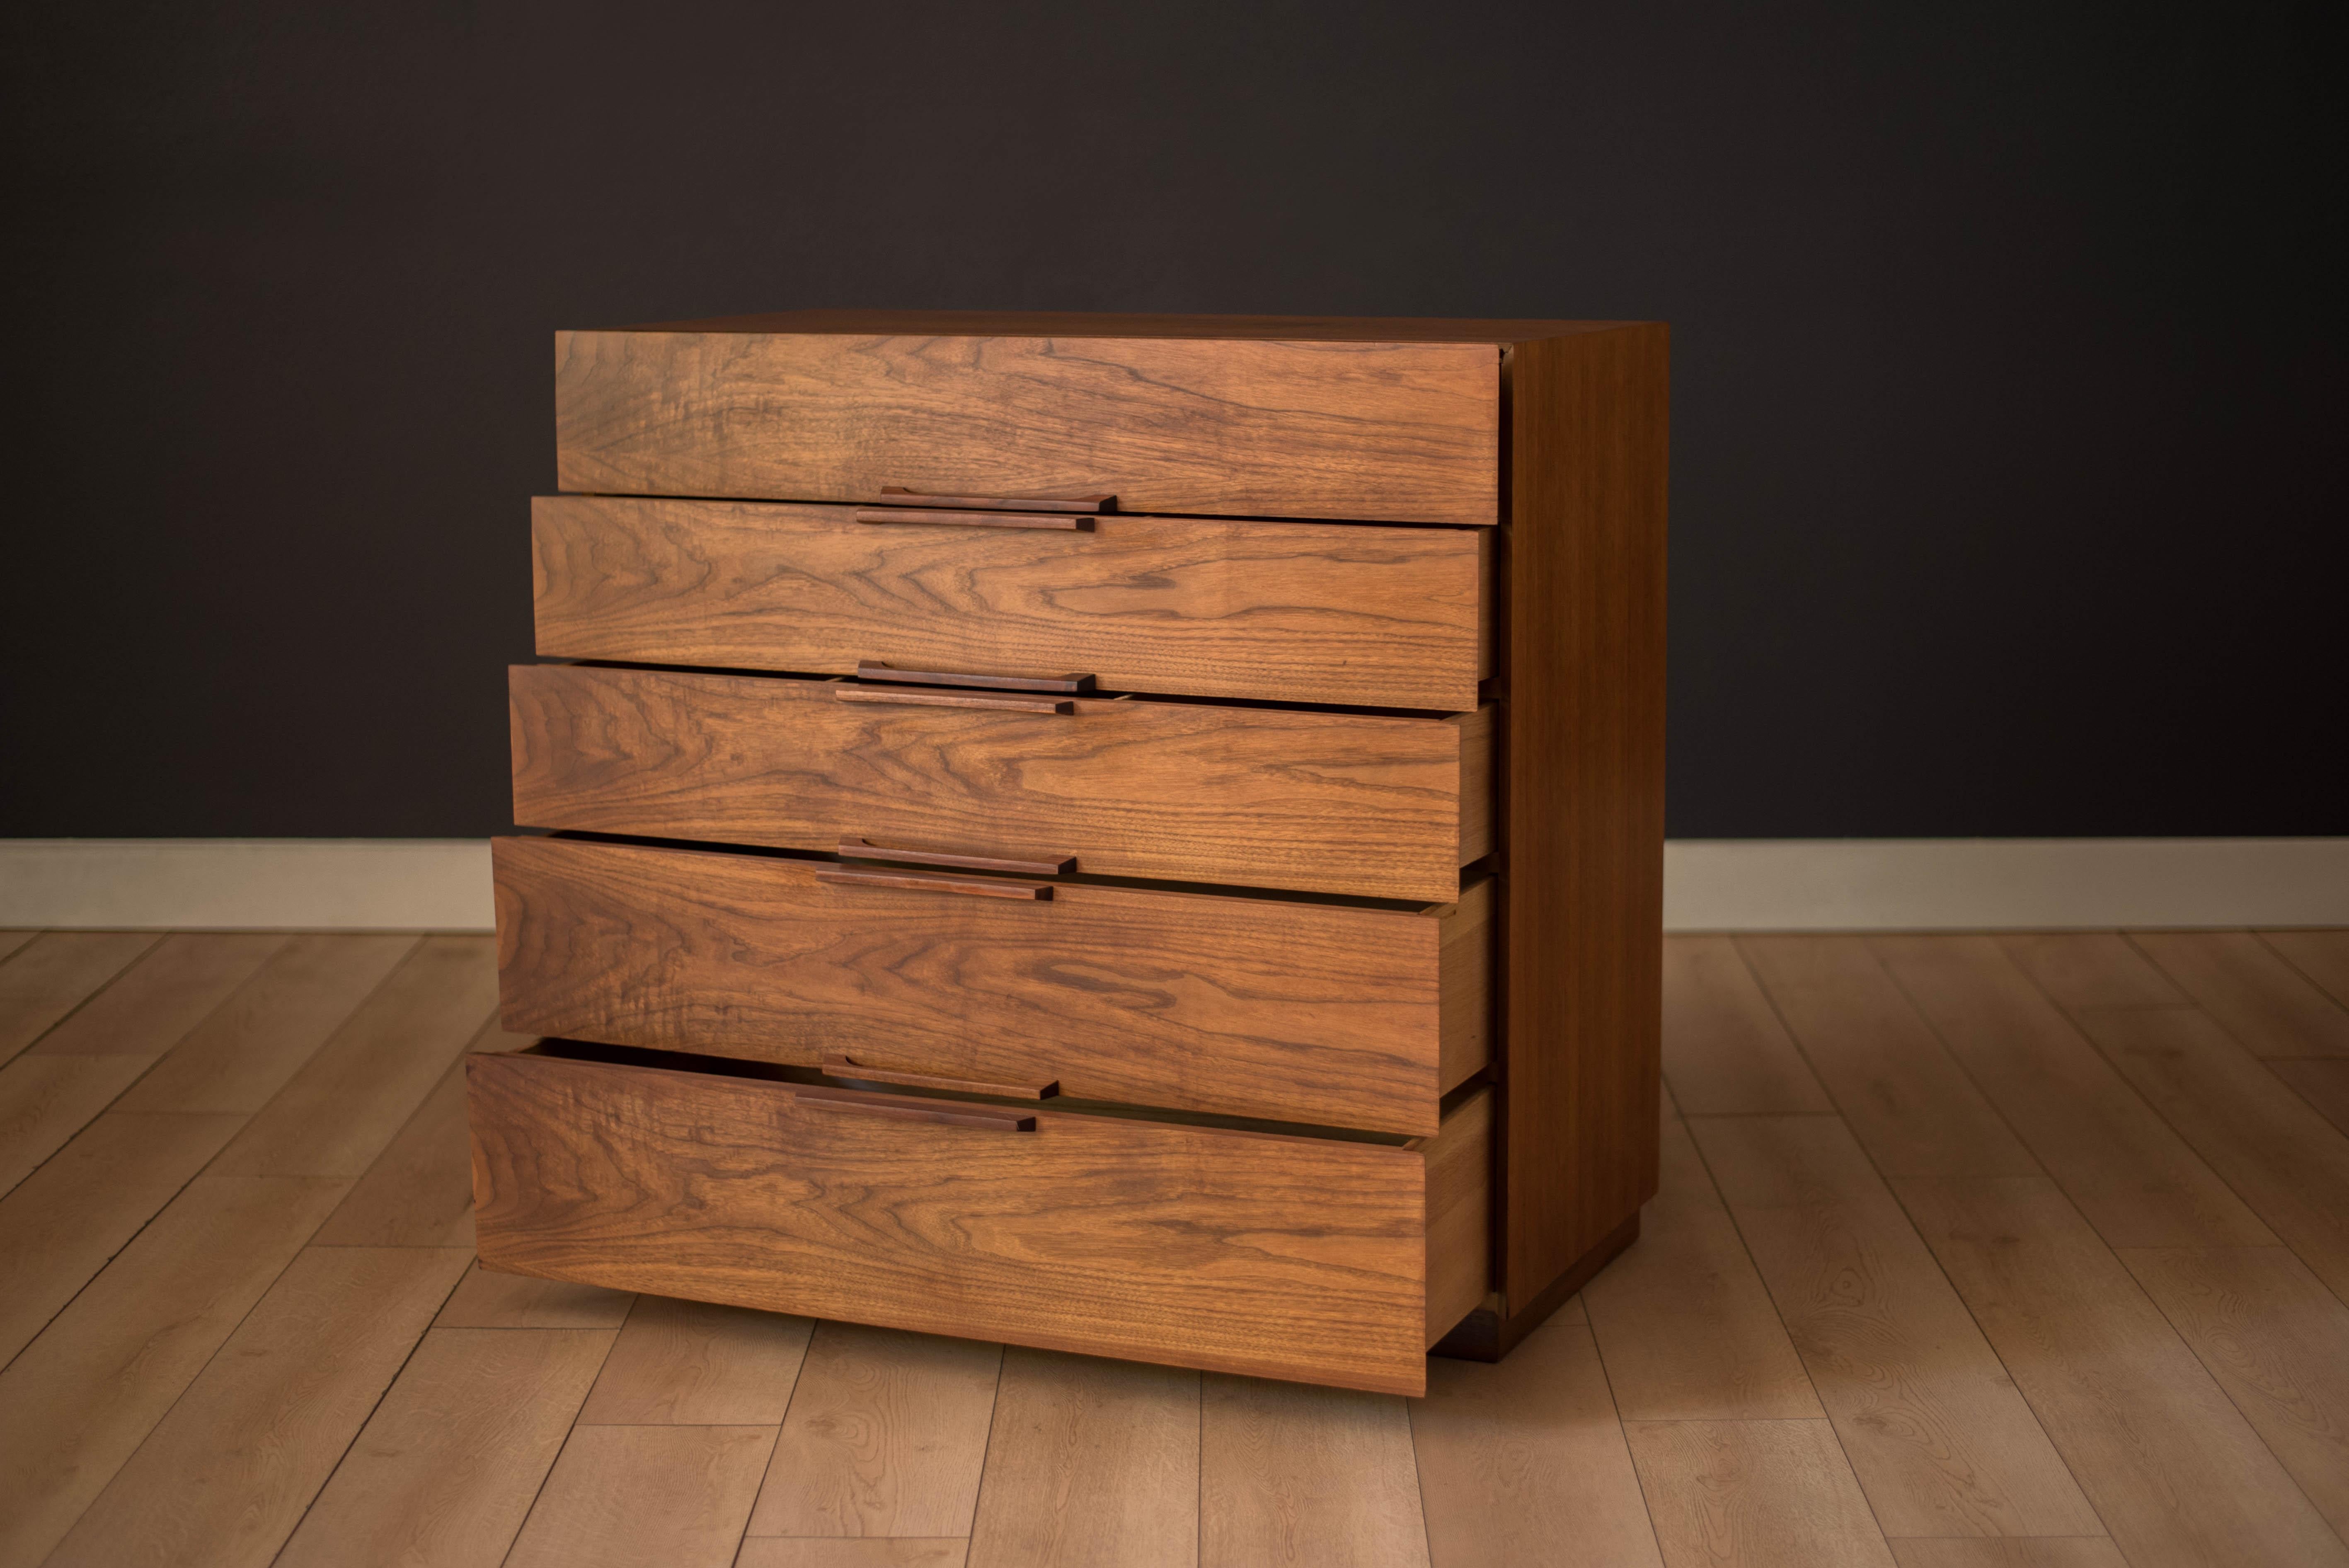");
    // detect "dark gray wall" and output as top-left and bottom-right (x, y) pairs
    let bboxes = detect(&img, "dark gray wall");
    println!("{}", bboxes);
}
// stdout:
(3, 1), (2339, 839)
